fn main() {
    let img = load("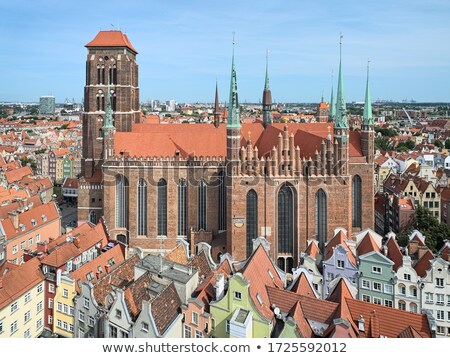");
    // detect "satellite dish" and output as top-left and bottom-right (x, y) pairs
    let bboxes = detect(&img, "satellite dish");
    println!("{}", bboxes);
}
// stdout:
(274, 307), (280, 315)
